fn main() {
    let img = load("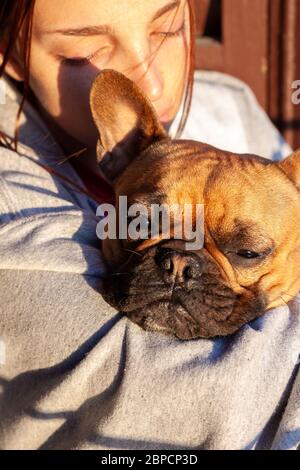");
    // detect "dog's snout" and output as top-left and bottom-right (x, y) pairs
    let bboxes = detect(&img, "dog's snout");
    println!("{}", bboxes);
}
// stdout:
(155, 248), (201, 283)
